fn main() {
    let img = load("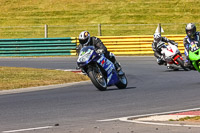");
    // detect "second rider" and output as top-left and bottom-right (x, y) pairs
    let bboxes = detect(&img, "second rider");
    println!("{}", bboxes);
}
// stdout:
(152, 32), (178, 65)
